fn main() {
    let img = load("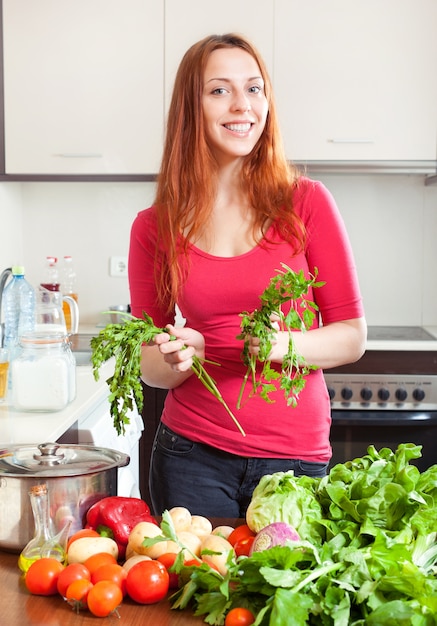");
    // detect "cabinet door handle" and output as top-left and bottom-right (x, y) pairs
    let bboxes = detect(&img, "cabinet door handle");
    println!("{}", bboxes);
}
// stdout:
(56, 153), (103, 158)
(328, 139), (374, 144)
